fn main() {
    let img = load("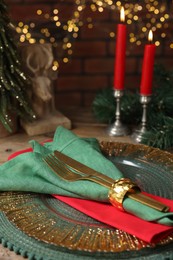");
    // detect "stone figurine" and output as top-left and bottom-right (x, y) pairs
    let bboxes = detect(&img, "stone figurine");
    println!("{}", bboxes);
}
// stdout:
(21, 44), (57, 118)
(20, 43), (71, 136)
